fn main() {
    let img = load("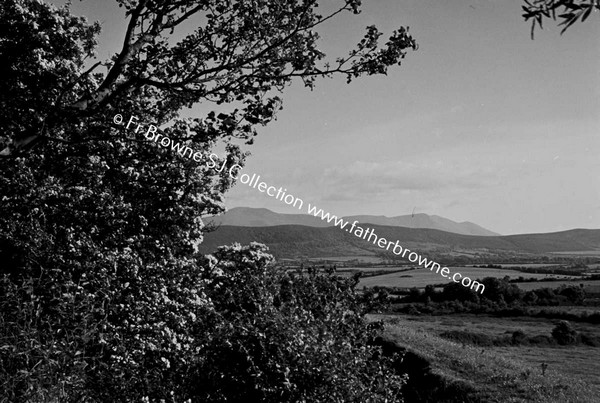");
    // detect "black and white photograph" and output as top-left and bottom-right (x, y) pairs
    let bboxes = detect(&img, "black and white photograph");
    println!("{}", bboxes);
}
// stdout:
(1, 0), (599, 402)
